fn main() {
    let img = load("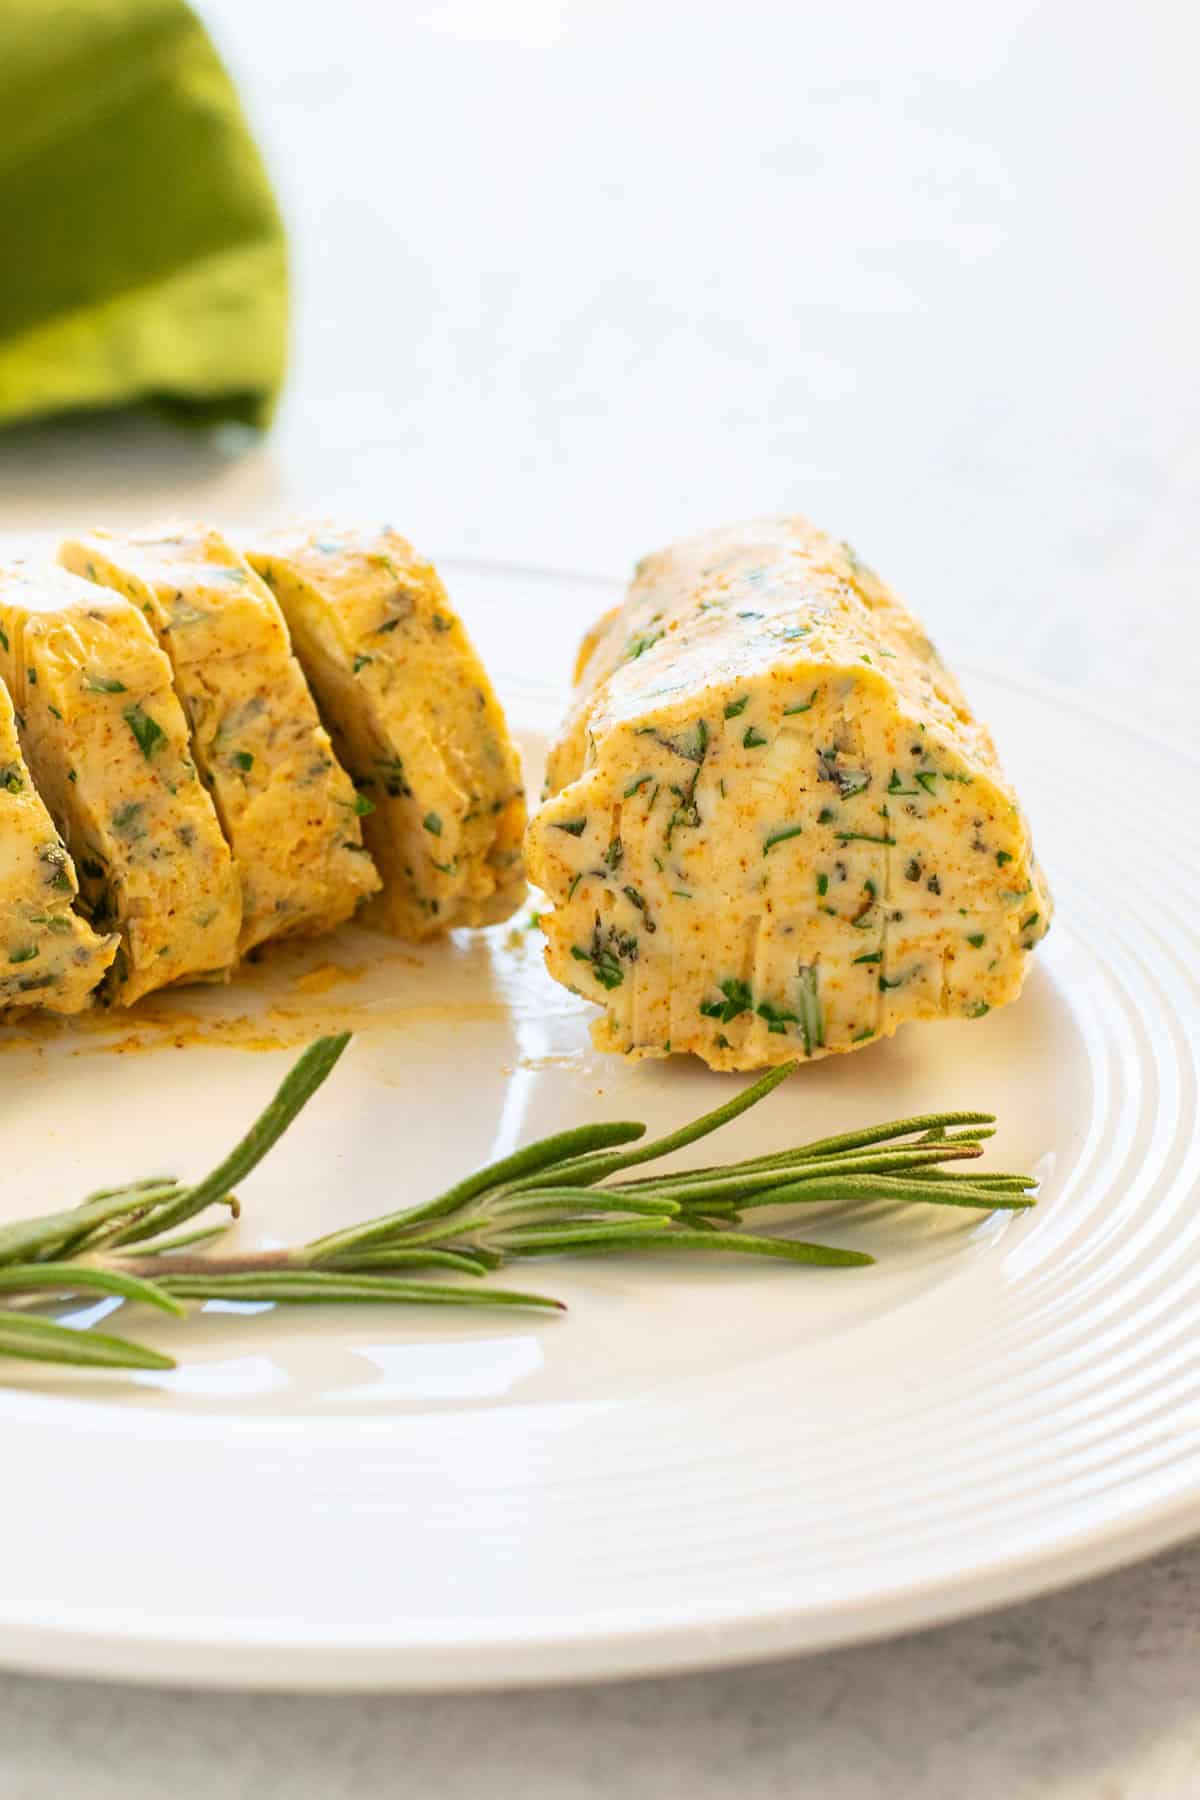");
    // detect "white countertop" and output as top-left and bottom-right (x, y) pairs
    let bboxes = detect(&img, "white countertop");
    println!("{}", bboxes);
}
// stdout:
(5, 1541), (1200, 1797)
(1, 1), (1197, 1792)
